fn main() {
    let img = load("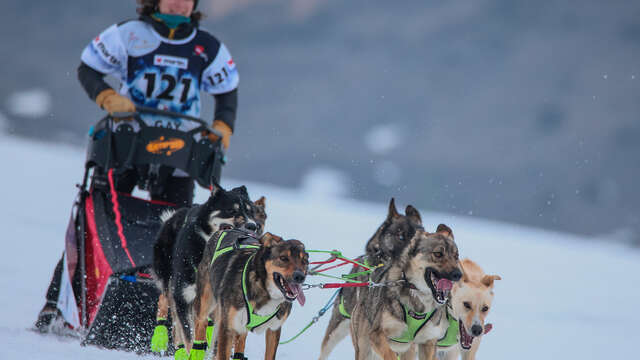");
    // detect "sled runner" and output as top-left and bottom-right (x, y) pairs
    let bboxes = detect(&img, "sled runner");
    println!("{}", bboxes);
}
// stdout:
(60, 107), (225, 352)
